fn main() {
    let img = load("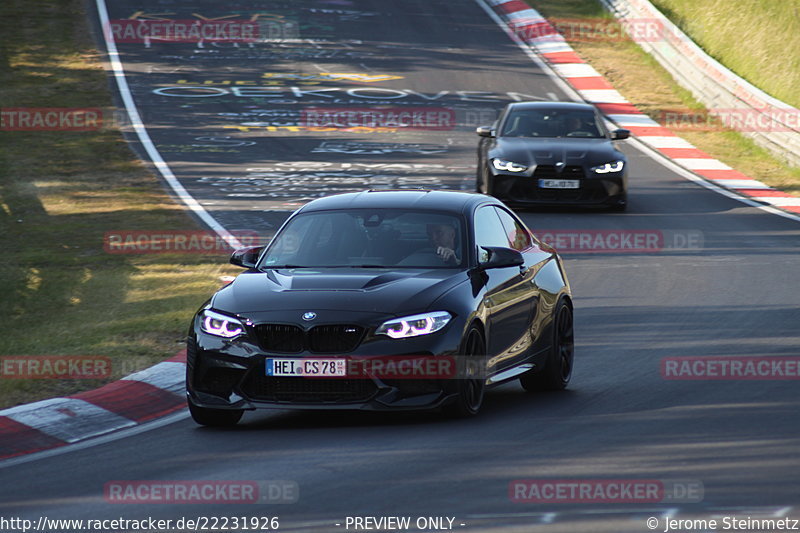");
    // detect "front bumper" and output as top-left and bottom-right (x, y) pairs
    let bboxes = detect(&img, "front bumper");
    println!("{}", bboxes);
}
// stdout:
(491, 171), (627, 207)
(186, 322), (468, 412)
